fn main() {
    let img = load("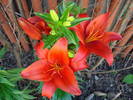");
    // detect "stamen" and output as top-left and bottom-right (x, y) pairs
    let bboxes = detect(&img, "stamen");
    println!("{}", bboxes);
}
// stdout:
(85, 23), (104, 43)
(44, 63), (63, 78)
